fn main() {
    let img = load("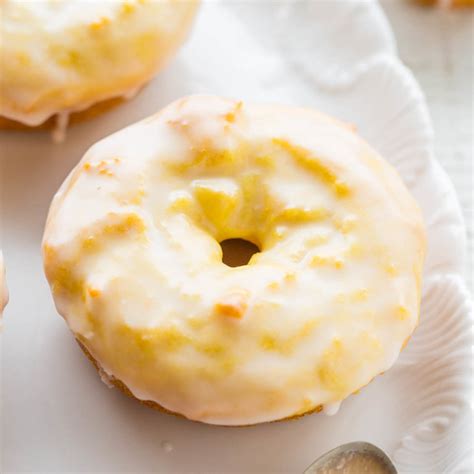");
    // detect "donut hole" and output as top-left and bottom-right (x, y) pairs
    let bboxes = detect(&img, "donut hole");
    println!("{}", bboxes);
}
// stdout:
(220, 239), (260, 267)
